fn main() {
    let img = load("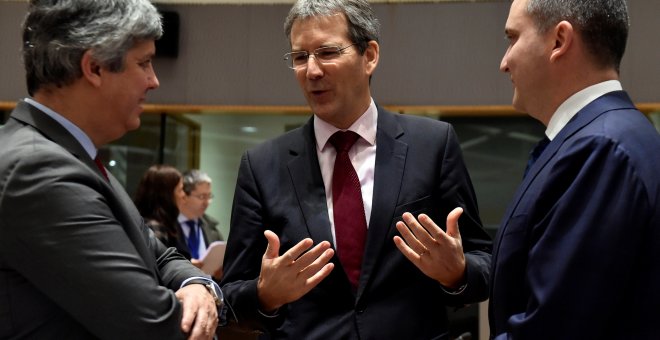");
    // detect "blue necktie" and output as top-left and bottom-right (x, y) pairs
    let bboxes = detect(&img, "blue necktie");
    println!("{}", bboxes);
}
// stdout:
(185, 220), (200, 259)
(523, 137), (550, 178)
